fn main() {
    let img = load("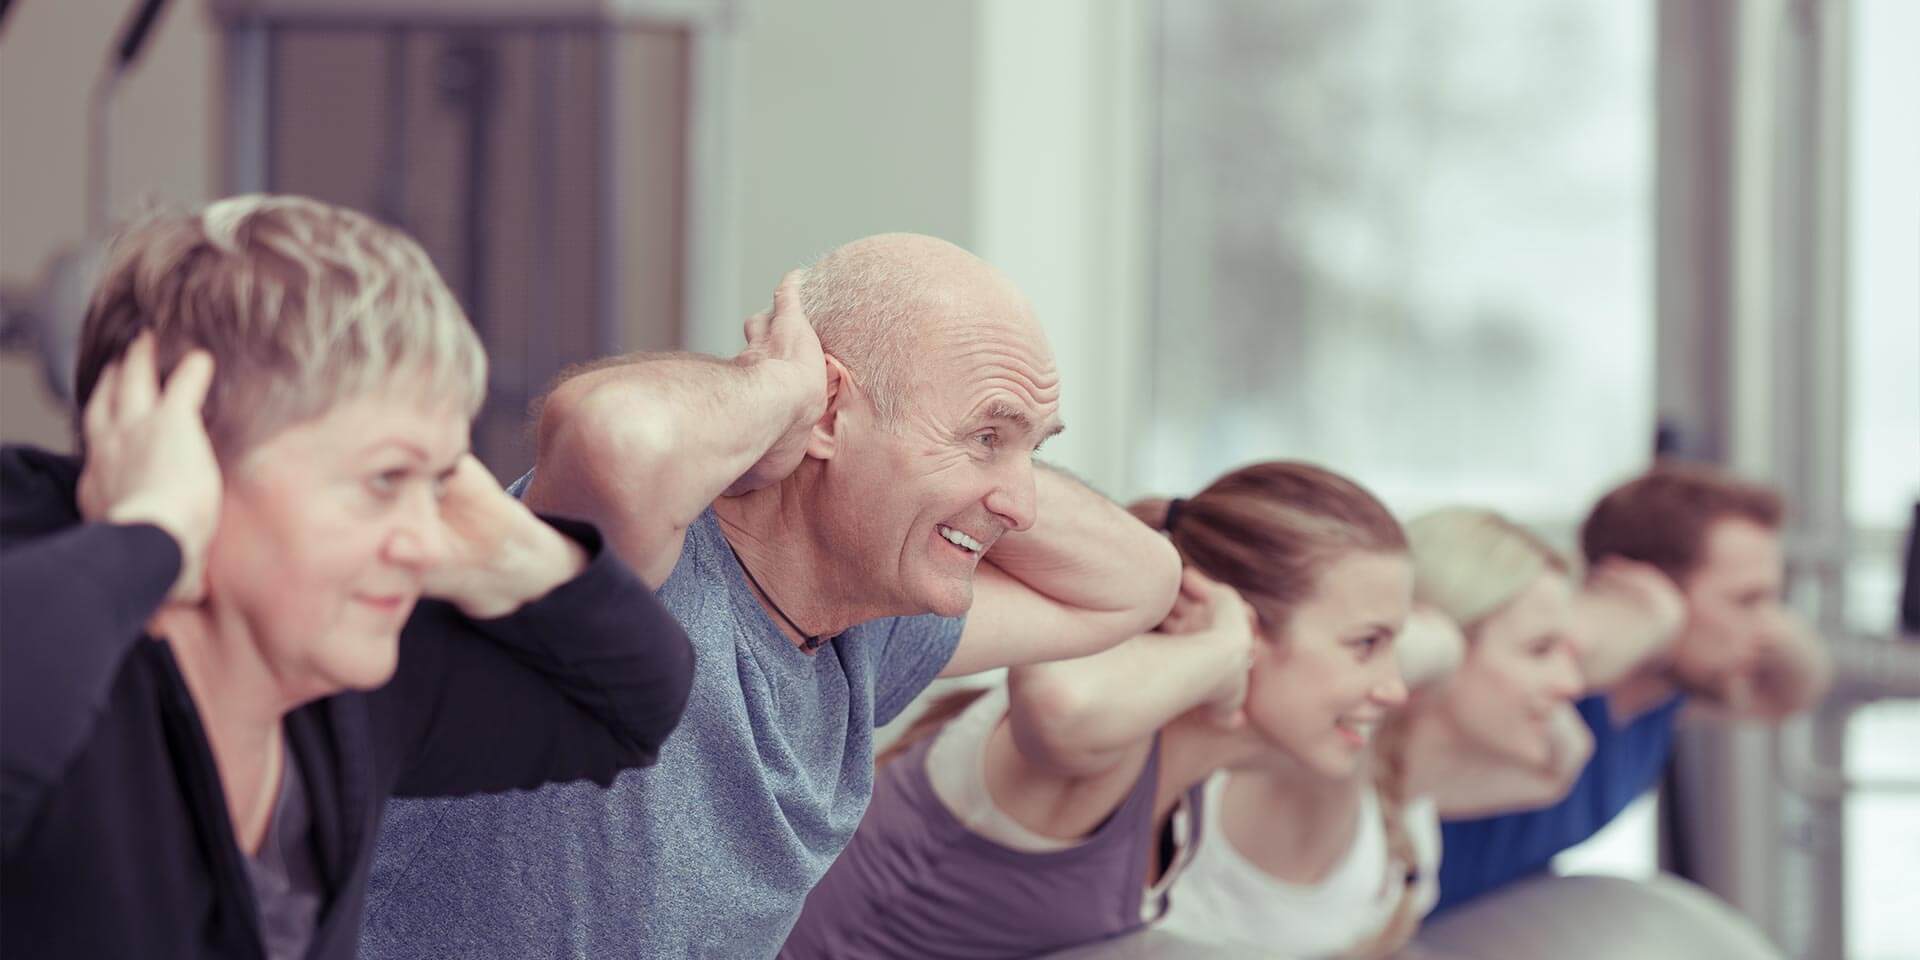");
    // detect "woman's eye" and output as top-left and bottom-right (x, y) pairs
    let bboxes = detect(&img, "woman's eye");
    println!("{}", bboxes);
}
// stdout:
(368, 469), (409, 498)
